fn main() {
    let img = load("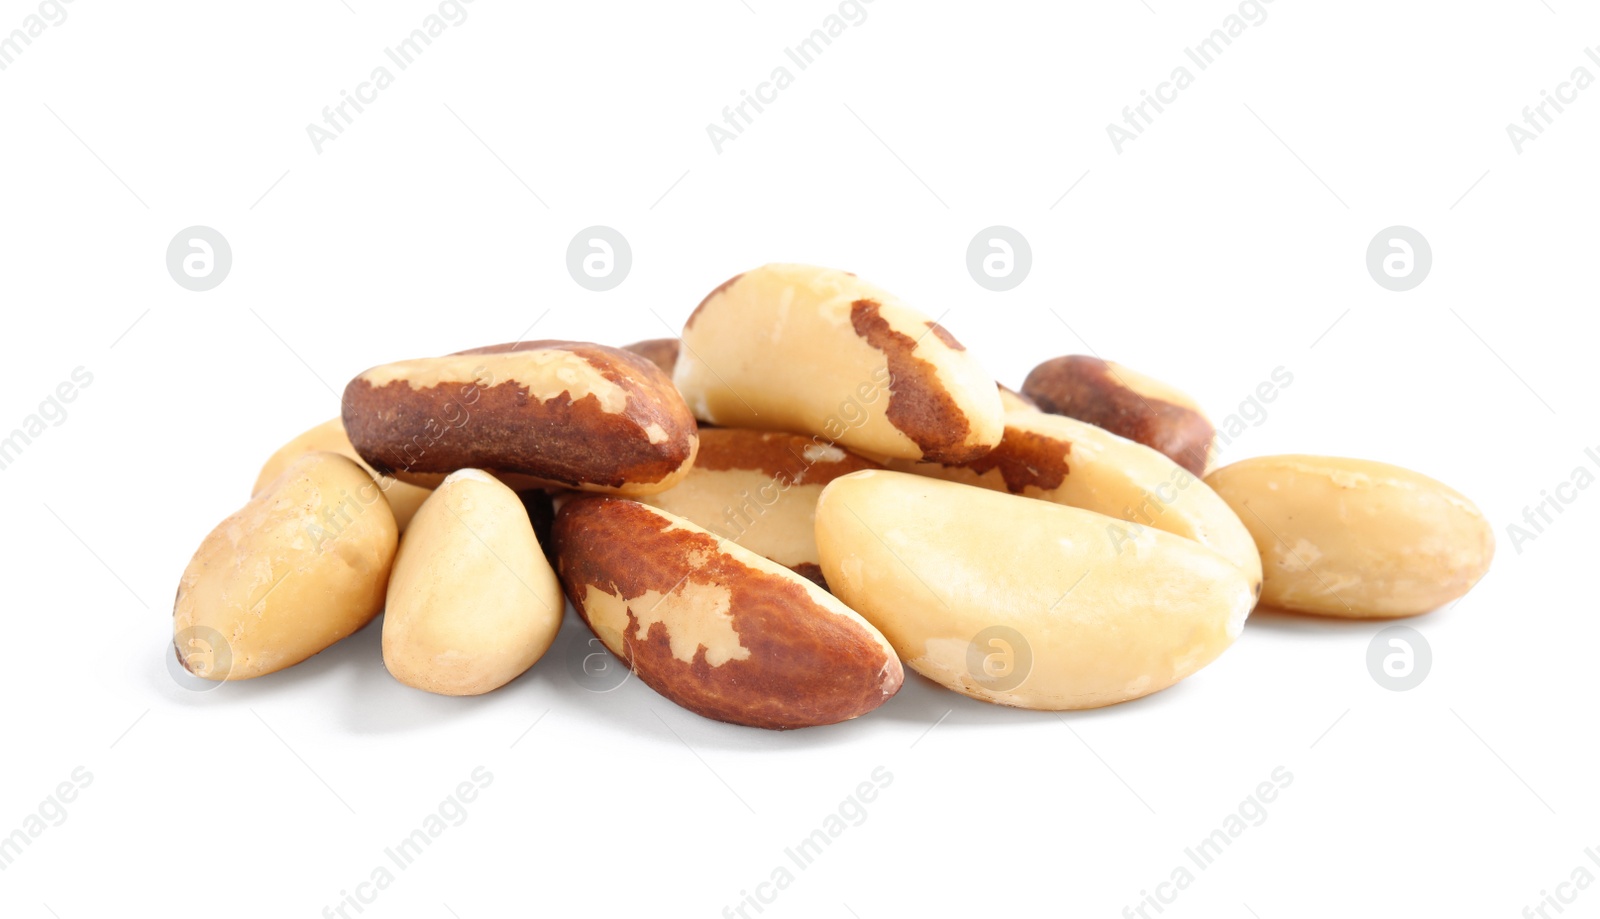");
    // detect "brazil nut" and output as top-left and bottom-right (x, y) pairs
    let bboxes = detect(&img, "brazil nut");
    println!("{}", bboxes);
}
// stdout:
(342, 340), (698, 495)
